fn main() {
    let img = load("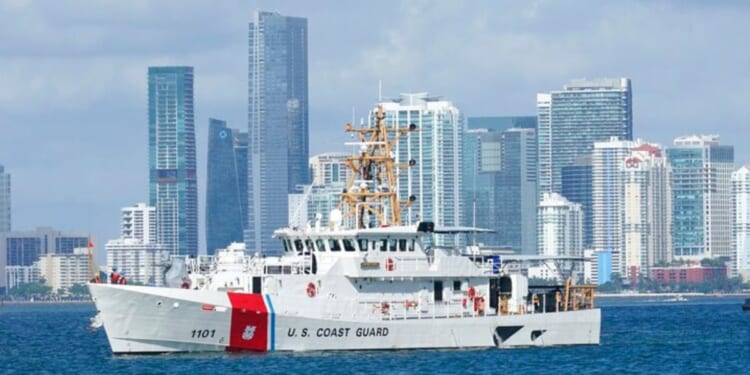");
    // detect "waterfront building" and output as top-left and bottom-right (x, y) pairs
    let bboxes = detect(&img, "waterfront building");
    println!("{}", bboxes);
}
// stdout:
(667, 135), (734, 263)
(148, 66), (198, 256)
(537, 192), (583, 259)
(246, 11), (309, 254)
(206, 119), (248, 254)
(5, 265), (40, 290)
(105, 239), (167, 287)
(537, 78), (633, 194)
(732, 165), (750, 279)
(461, 126), (537, 253)
(592, 137), (640, 275)
(37, 248), (90, 293)
(561, 156), (593, 248)
(650, 265), (727, 284)
(106, 203), (167, 286)
(622, 143), (672, 278)
(0, 164), (9, 234)
(378, 93), (462, 246)
(1, 227), (88, 289)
